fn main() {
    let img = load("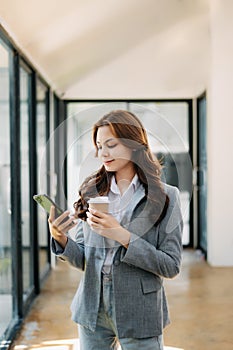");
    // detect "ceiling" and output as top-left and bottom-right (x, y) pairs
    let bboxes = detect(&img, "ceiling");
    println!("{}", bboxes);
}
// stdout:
(0, 0), (210, 99)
